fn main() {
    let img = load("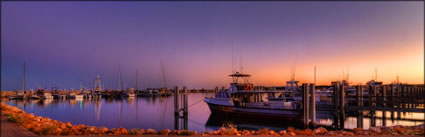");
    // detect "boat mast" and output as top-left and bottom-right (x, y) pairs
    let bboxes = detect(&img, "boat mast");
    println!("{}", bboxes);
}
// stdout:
(23, 61), (26, 92)
(160, 60), (167, 88)
(136, 69), (139, 91)
(118, 66), (123, 91)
